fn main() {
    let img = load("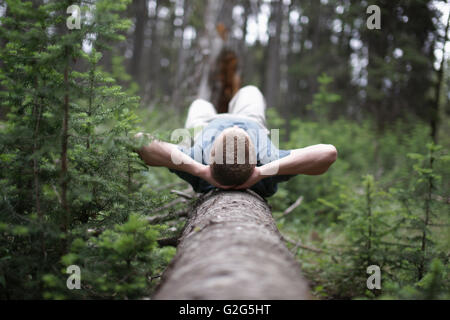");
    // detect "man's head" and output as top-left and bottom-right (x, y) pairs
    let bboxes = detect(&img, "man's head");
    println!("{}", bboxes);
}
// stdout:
(210, 126), (256, 186)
